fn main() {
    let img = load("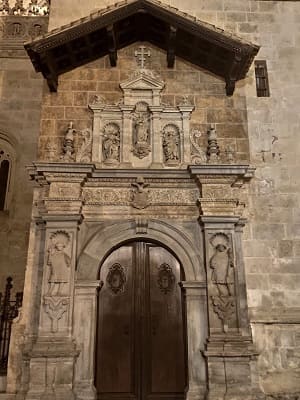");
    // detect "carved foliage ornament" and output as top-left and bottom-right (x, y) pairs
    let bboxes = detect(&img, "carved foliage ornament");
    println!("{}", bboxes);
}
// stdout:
(162, 124), (180, 164)
(106, 263), (126, 294)
(43, 297), (69, 333)
(209, 232), (236, 332)
(157, 263), (176, 294)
